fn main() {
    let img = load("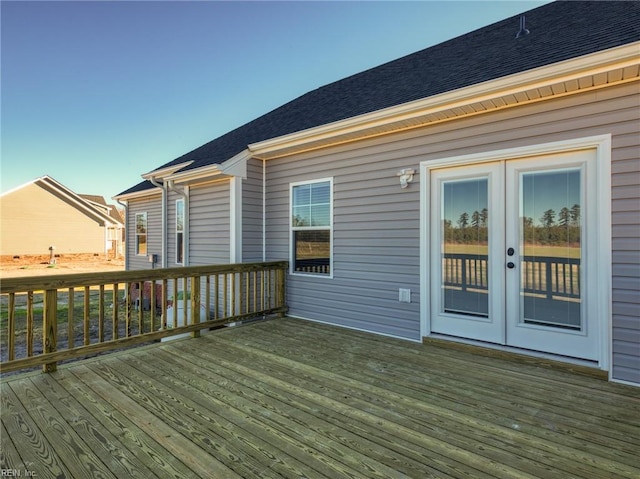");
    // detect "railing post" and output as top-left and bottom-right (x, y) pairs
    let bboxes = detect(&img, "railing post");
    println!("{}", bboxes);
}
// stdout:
(277, 266), (286, 317)
(43, 288), (58, 373)
(191, 276), (201, 338)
